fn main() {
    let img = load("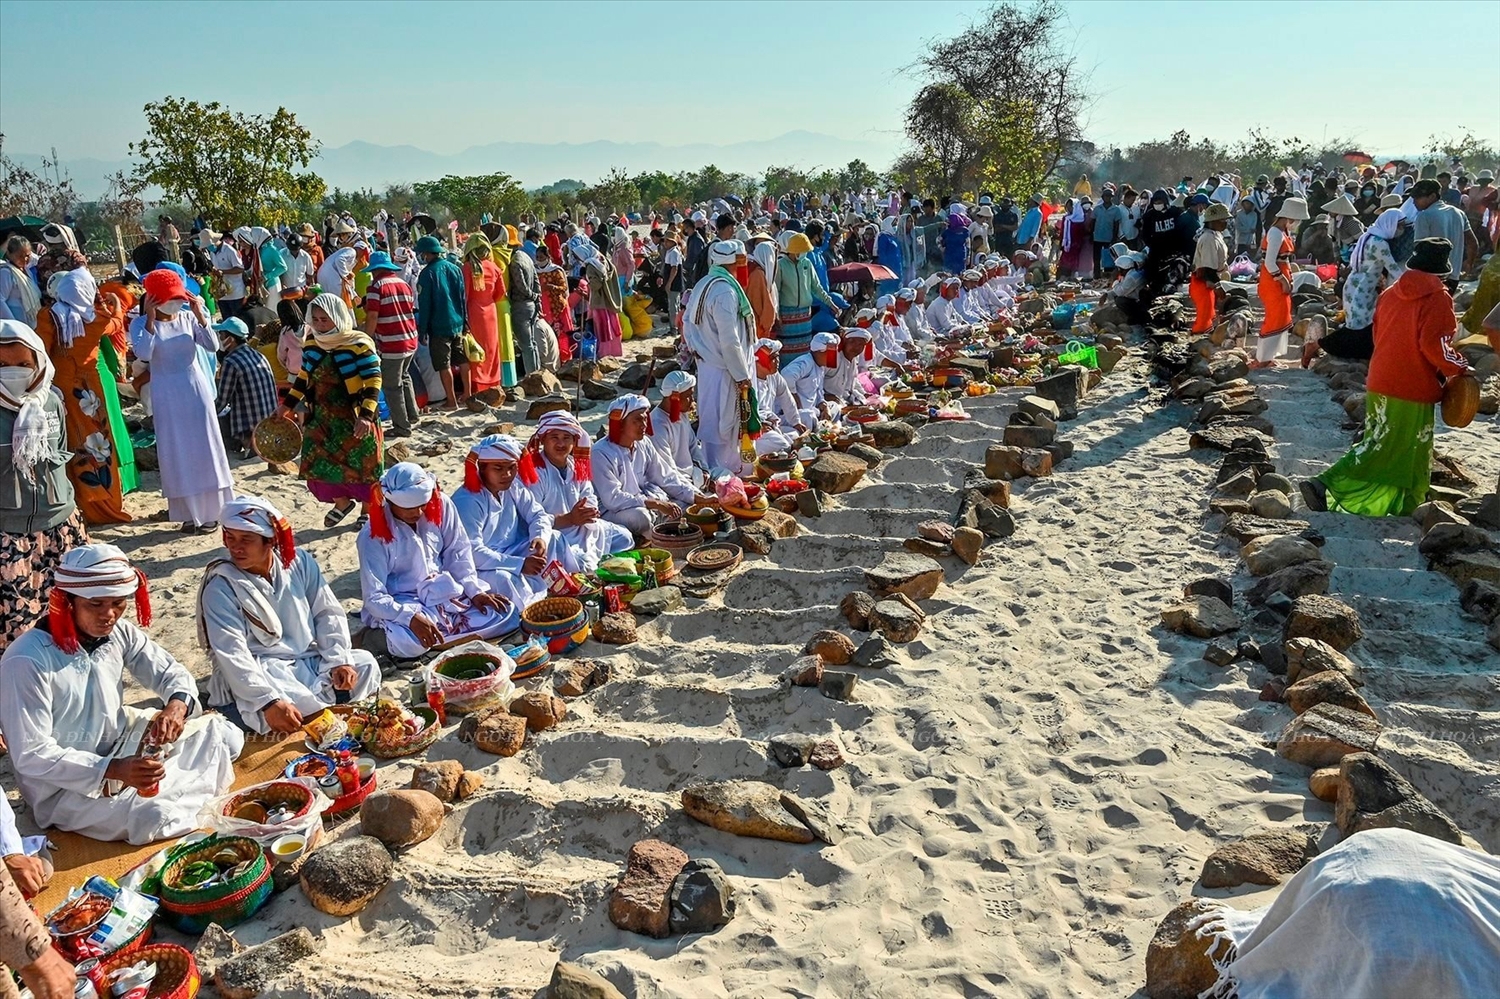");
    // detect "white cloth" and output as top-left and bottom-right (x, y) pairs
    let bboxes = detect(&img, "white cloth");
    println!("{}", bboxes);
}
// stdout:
(316, 247), (358, 298)
(0, 622), (244, 844)
(211, 245), (246, 300)
(452, 485), (552, 612)
(782, 352), (826, 415)
(356, 493), (510, 659)
(591, 436), (696, 537)
(1202, 829), (1500, 999)
(281, 249), (315, 293)
(756, 370), (803, 432)
(520, 459), (633, 573)
(822, 352), (864, 406)
(1263, 225), (1290, 273)
(650, 403), (704, 480)
(682, 273), (752, 472)
(200, 551), (379, 733)
(926, 295), (960, 335)
(130, 310), (234, 524)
